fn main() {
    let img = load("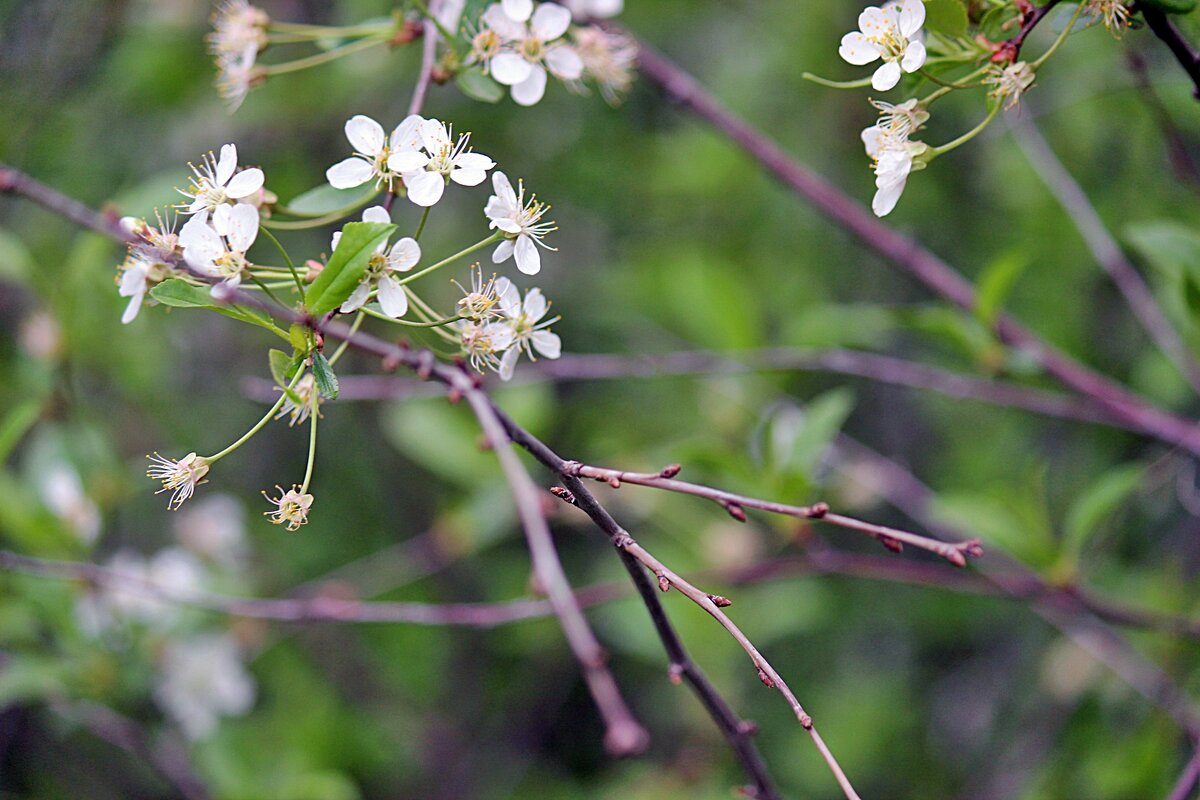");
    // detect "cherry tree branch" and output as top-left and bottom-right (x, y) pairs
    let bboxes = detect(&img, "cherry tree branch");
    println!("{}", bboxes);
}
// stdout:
(631, 39), (1200, 455)
(1010, 116), (1200, 393)
(1141, 6), (1200, 101)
